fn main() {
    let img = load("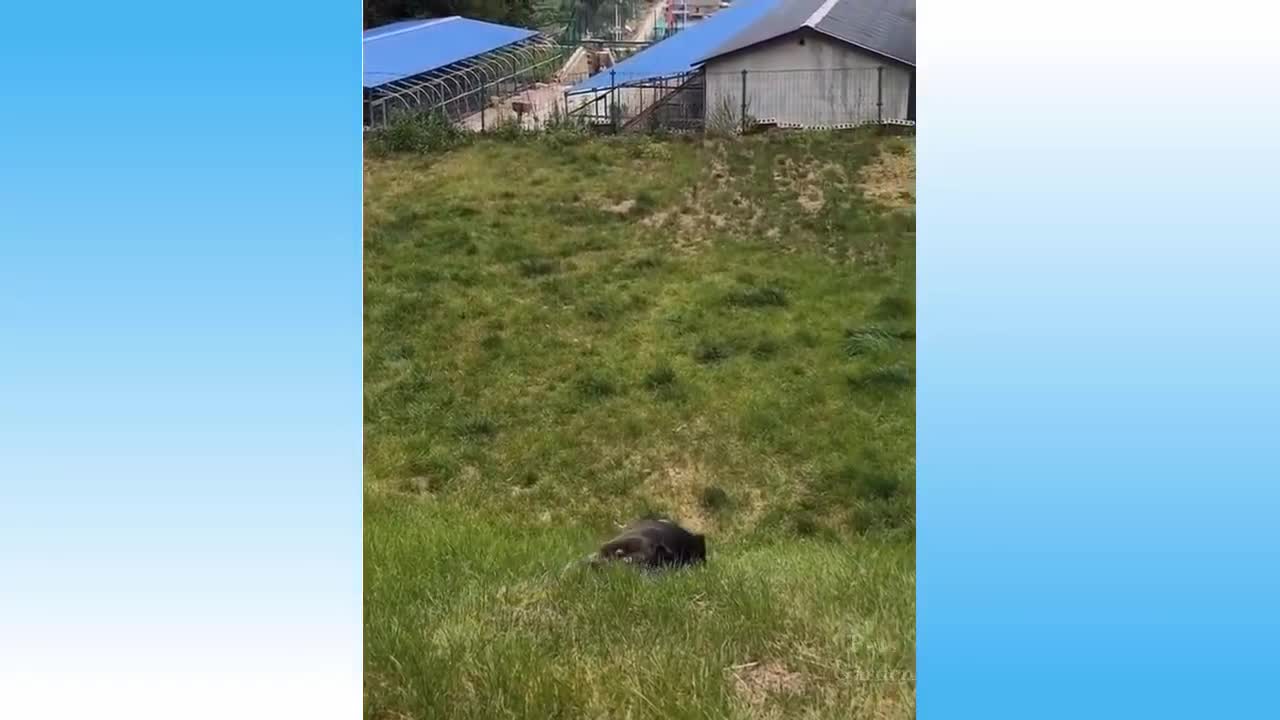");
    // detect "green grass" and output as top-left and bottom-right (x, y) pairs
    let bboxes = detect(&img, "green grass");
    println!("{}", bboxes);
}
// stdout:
(365, 130), (916, 719)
